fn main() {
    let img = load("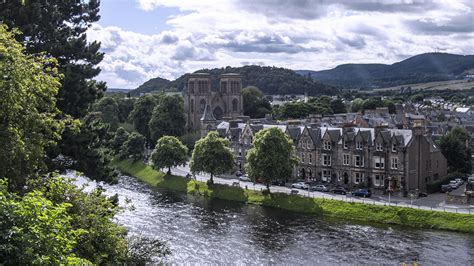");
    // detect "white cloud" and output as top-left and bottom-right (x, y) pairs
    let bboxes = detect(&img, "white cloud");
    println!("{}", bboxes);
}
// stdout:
(87, 0), (474, 89)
